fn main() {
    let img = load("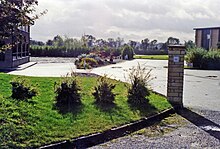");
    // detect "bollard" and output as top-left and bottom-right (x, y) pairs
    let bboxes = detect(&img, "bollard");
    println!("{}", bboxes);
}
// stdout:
(167, 45), (186, 109)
